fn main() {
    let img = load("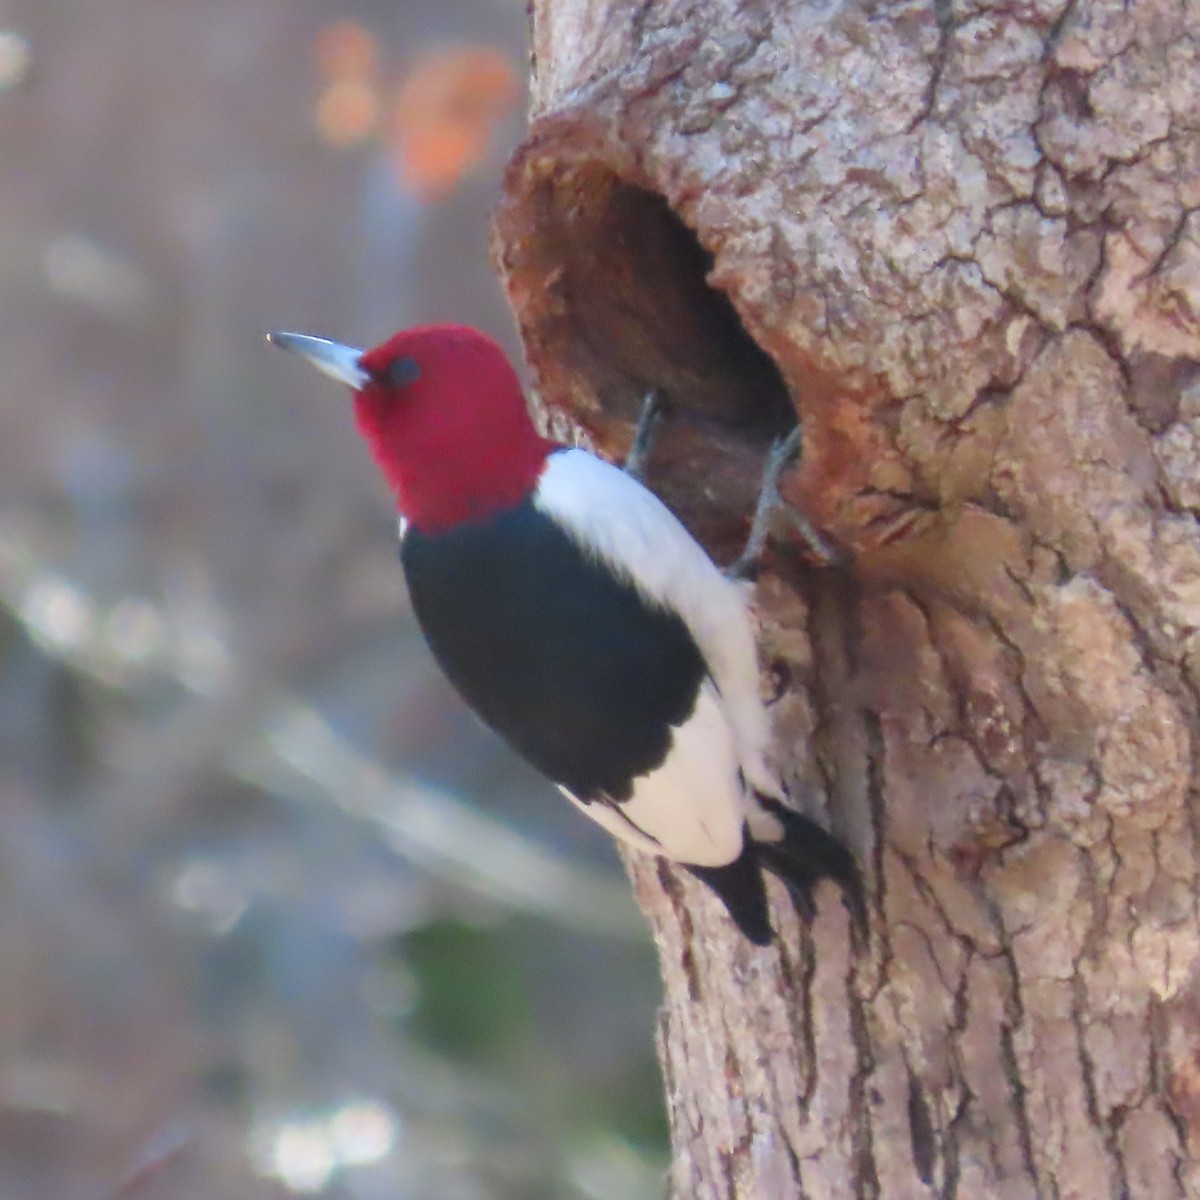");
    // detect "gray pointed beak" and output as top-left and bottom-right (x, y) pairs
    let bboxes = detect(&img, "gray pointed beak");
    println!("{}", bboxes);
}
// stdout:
(267, 331), (368, 389)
